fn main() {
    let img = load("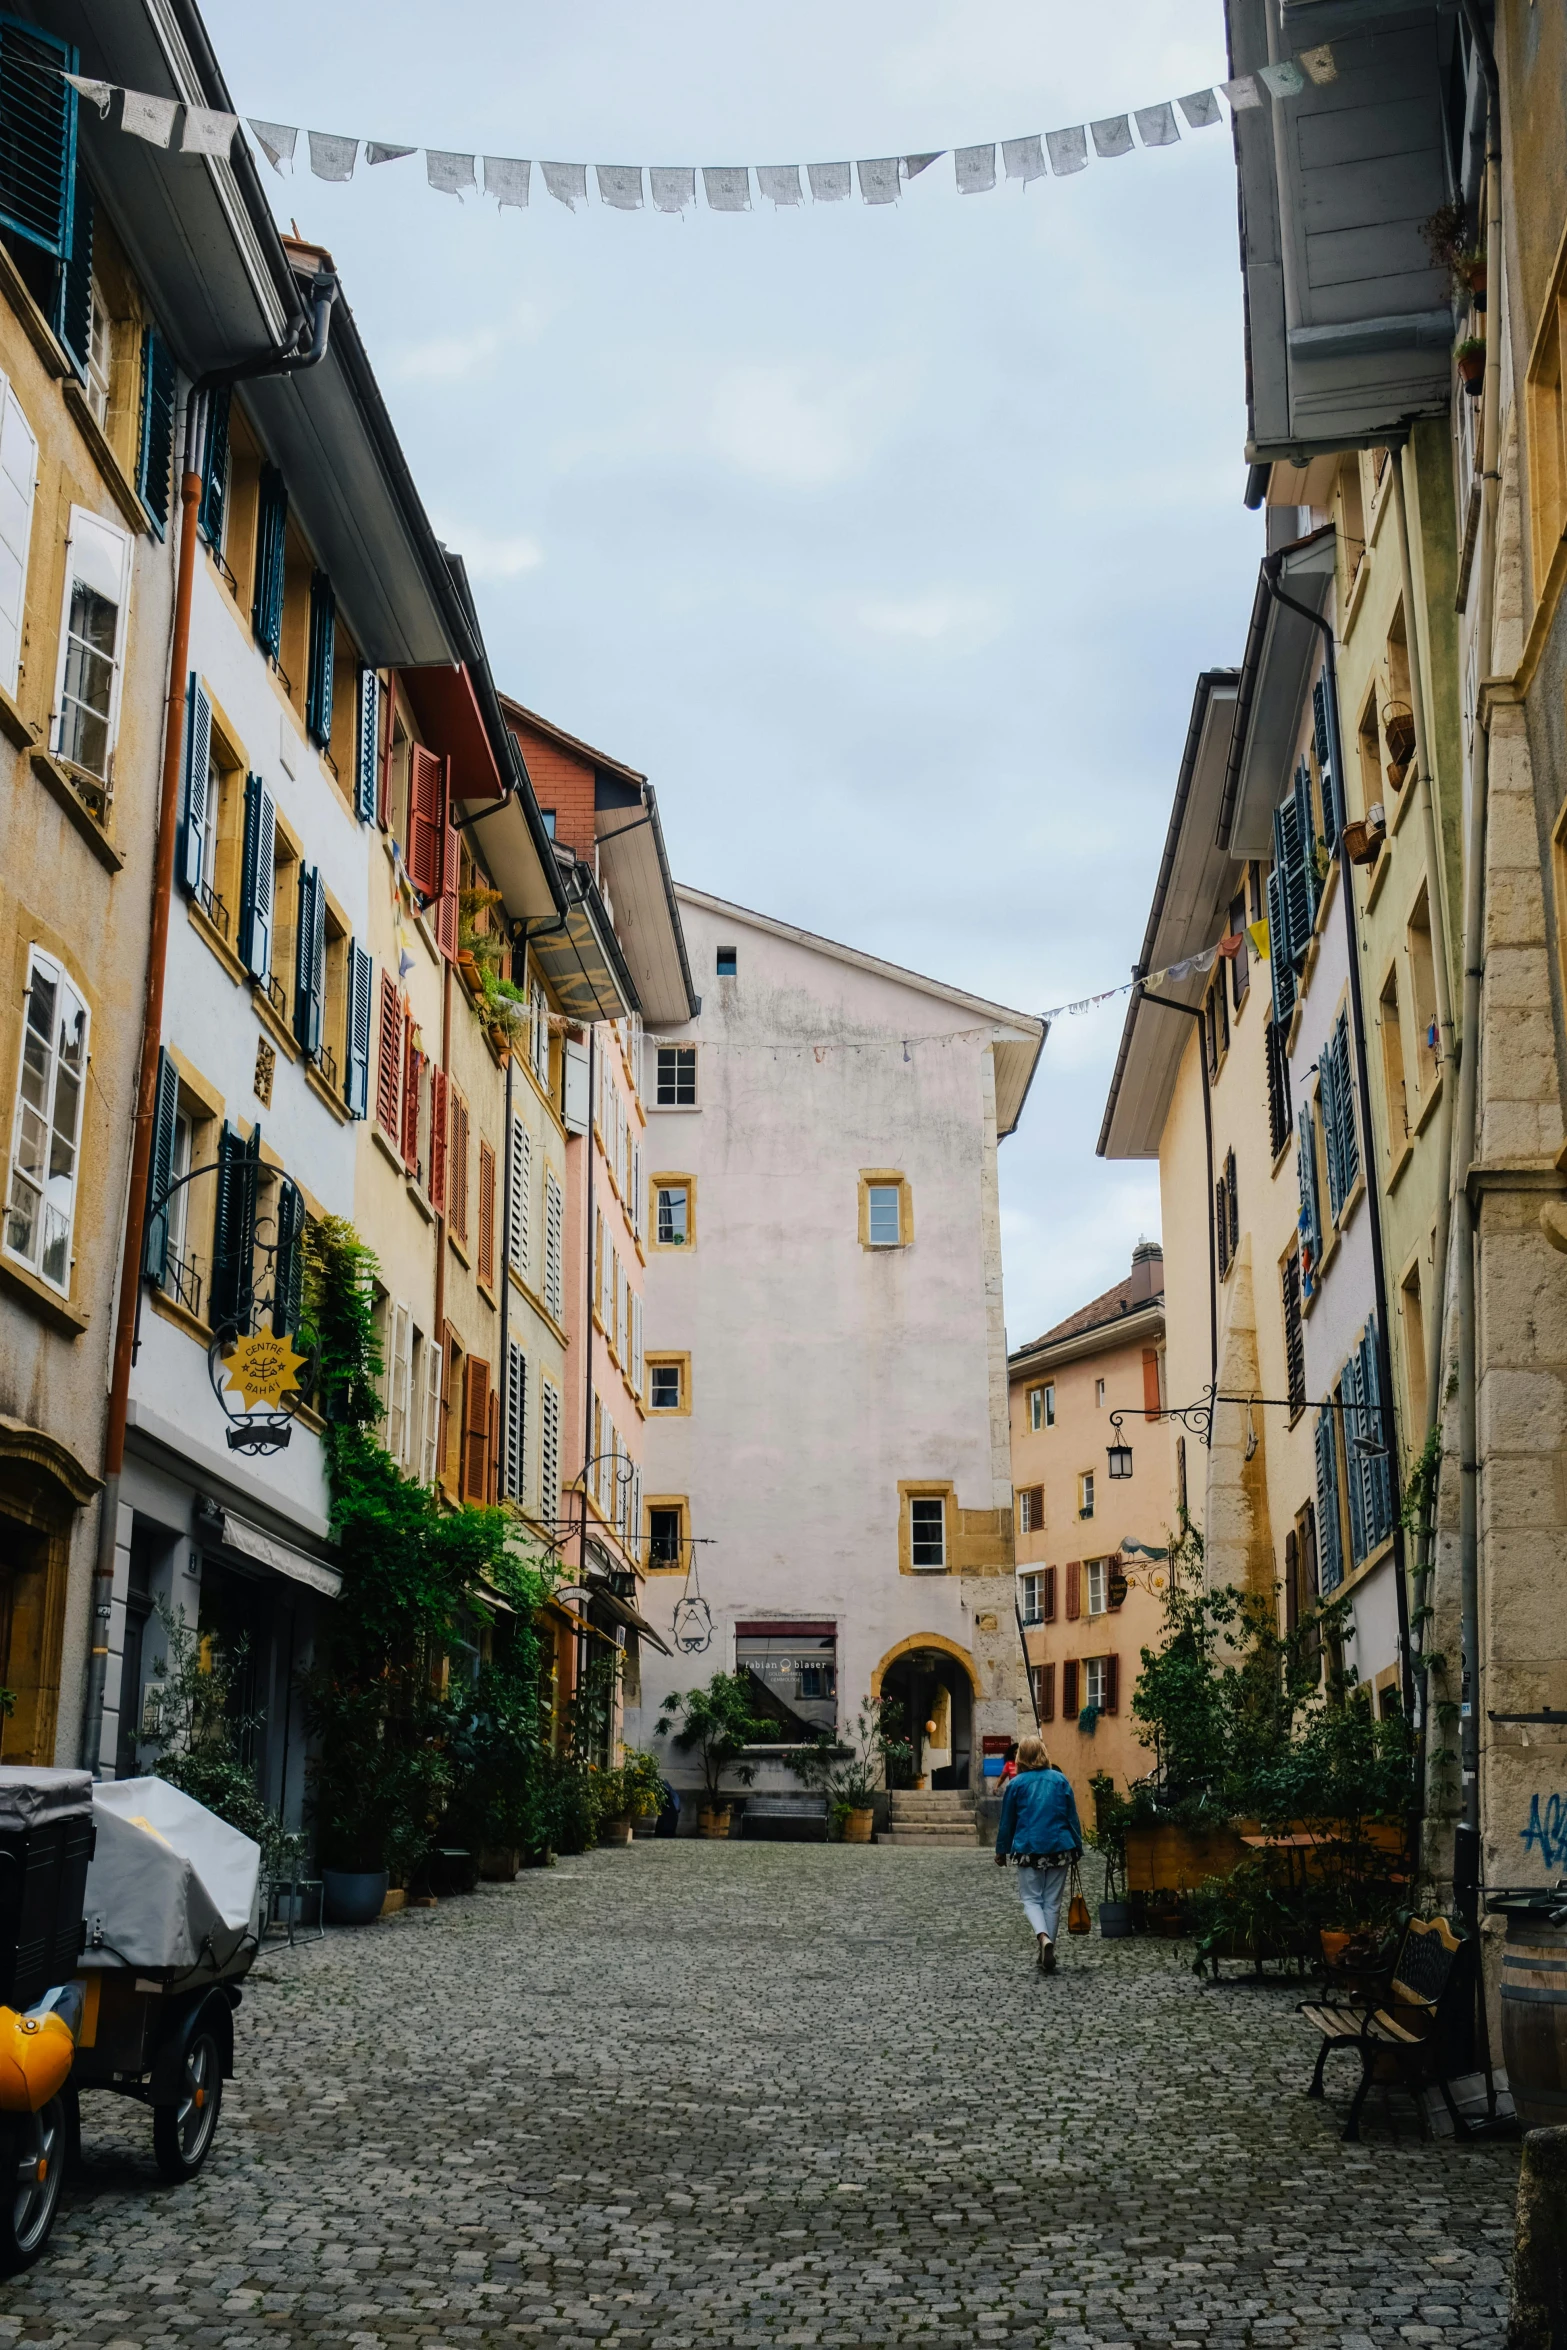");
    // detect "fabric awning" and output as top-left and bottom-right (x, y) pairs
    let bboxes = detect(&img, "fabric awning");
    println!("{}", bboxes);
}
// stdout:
(531, 889), (635, 1023)
(588, 1583), (672, 1655)
(219, 1511), (341, 1598)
